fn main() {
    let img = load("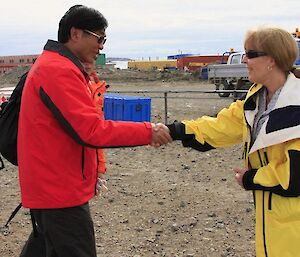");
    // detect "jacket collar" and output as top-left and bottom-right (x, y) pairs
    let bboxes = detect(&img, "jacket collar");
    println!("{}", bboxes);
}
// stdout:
(244, 83), (263, 111)
(242, 83), (263, 129)
(43, 40), (87, 77)
(248, 73), (300, 154)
